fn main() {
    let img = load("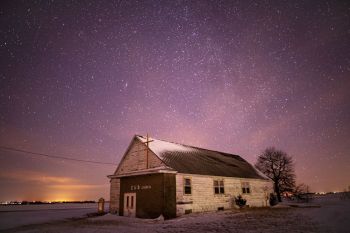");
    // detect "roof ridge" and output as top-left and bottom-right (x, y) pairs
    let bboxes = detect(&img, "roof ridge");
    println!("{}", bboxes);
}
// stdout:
(136, 134), (240, 157)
